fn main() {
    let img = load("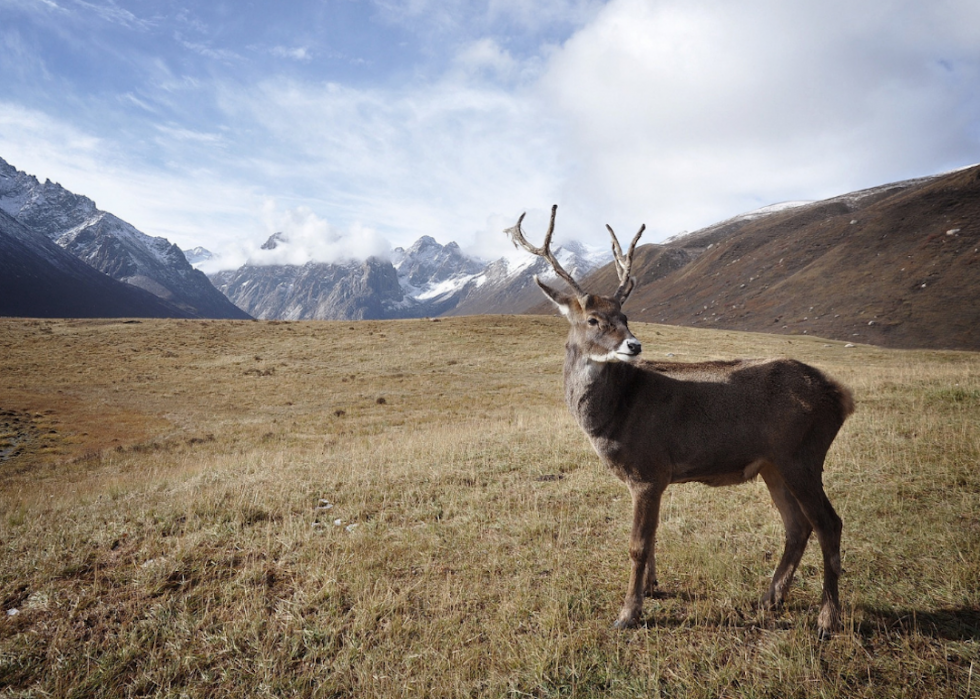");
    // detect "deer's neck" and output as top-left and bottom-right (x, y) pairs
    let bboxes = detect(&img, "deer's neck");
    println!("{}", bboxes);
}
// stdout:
(563, 343), (642, 439)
